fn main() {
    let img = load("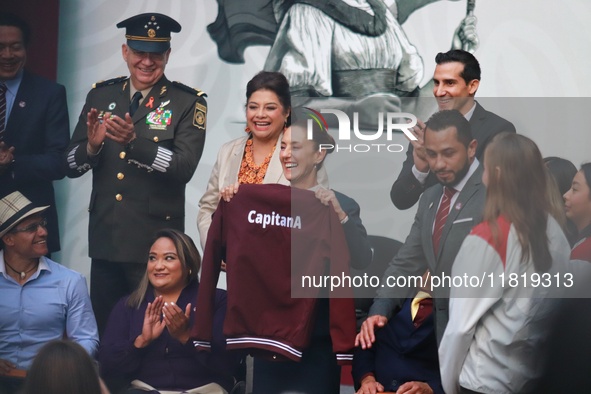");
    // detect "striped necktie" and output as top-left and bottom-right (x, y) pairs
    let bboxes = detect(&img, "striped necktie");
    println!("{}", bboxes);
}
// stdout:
(0, 83), (7, 140)
(432, 186), (456, 256)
